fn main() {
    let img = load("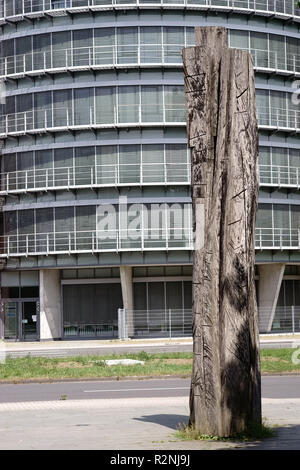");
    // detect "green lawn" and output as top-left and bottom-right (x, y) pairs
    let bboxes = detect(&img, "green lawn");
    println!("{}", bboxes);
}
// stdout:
(0, 348), (299, 382)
